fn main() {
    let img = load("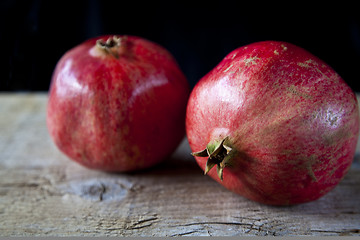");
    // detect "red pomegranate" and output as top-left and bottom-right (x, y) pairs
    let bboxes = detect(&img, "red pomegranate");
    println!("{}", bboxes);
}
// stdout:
(47, 35), (190, 172)
(186, 41), (359, 205)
